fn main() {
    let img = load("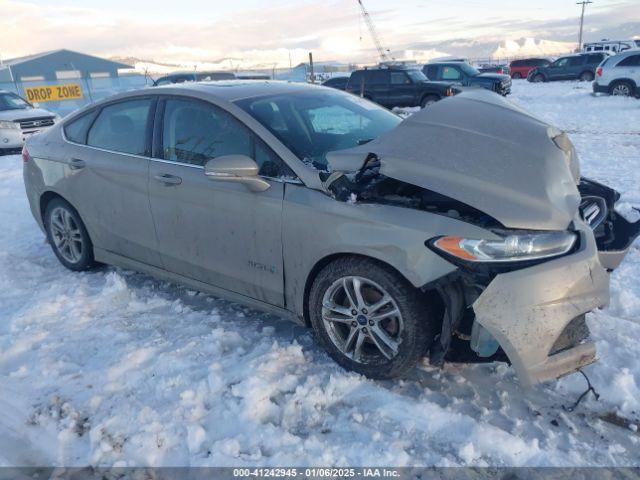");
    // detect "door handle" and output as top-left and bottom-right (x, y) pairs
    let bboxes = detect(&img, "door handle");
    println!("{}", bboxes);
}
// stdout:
(69, 158), (86, 170)
(154, 173), (182, 185)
